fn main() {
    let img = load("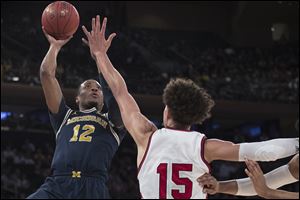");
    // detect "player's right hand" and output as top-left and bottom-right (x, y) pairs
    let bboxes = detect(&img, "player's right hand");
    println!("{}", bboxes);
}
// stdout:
(197, 173), (219, 195)
(42, 26), (73, 49)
